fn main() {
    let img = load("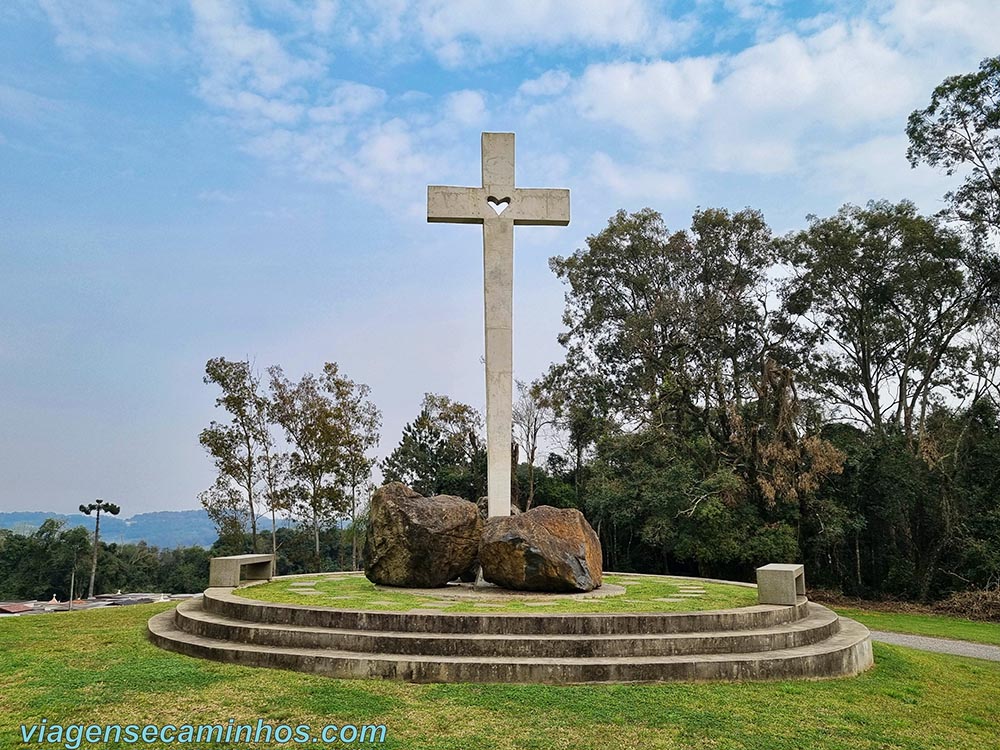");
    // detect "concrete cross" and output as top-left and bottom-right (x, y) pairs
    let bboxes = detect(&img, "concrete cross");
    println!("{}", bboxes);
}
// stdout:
(427, 132), (570, 517)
